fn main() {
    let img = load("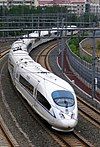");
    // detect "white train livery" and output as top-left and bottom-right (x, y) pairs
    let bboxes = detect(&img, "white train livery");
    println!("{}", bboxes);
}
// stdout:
(8, 29), (78, 132)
